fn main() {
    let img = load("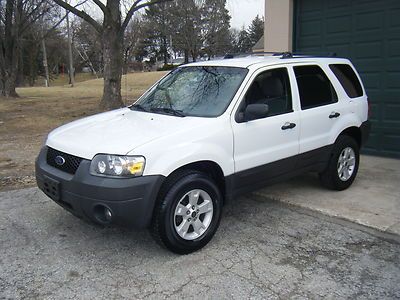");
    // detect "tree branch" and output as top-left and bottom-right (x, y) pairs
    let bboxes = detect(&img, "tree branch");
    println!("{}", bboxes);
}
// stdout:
(92, 0), (106, 13)
(121, 0), (142, 31)
(21, 0), (47, 23)
(121, 0), (171, 31)
(40, 13), (68, 42)
(52, 0), (102, 33)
